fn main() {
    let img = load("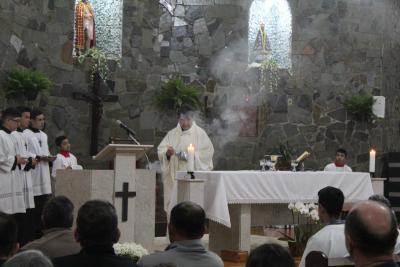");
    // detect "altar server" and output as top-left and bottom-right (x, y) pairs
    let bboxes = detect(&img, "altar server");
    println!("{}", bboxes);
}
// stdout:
(11, 107), (36, 244)
(158, 105), (214, 211)
(23, 108), (54, 237)
(324, 148), (352, 172)
(51, 135), (79, 178)
(0, 108), (27, 215)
